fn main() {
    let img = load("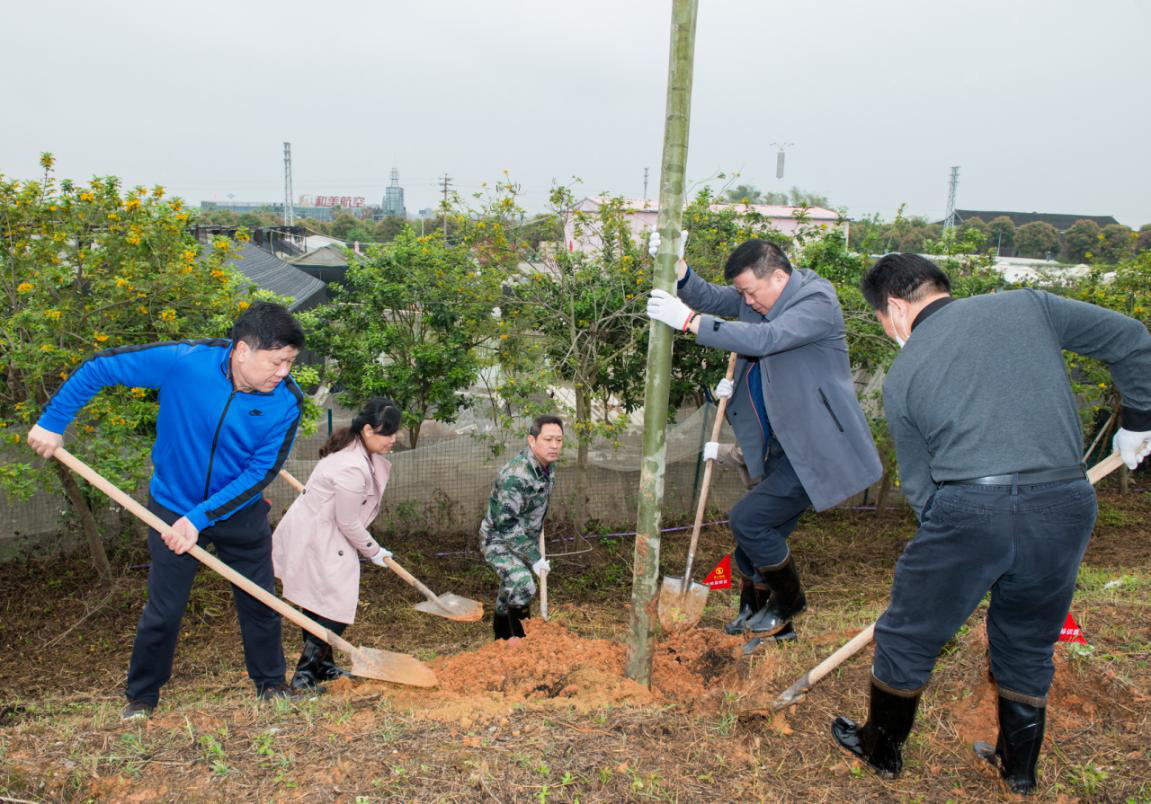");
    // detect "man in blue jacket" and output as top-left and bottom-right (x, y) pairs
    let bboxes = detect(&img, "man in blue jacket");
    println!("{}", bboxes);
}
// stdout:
(28, 302), (307, 719)
(647, 234), (881, 644)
